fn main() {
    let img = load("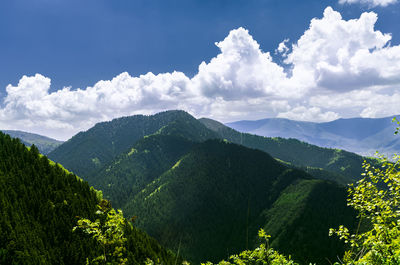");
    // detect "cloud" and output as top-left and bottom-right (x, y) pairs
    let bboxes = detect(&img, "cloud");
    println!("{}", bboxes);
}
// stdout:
(277, 107), (340, 122)
(1, 7), (400, 140)
(192, 27), (289, 101)
(275, 39), (290, 57)
(339, 0), (398, 7)
(0, 72), (195, 140)
(286, 7), (395, 91)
